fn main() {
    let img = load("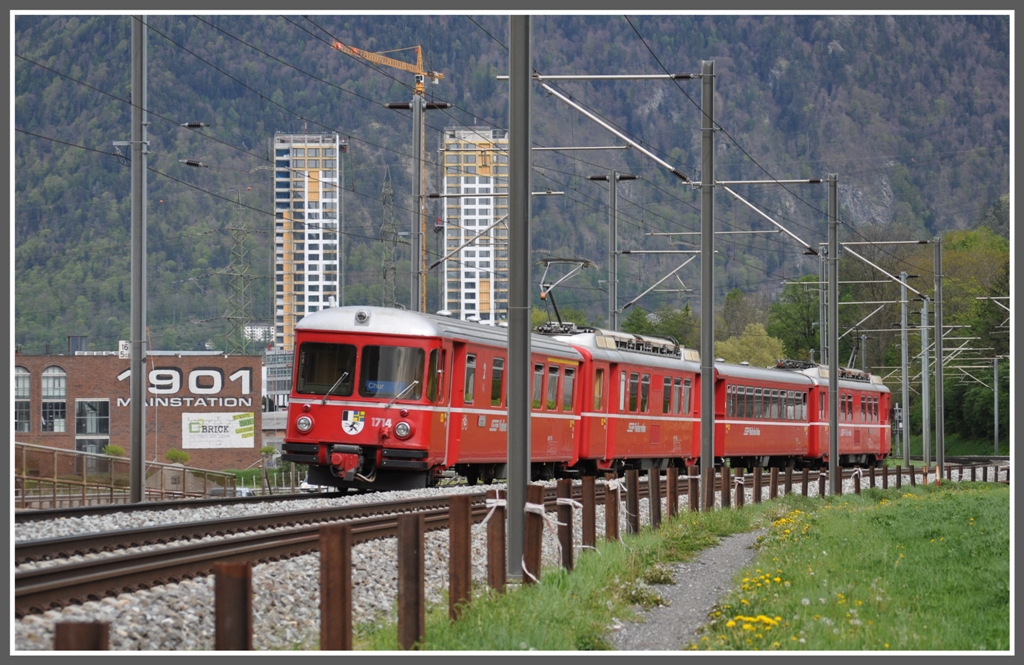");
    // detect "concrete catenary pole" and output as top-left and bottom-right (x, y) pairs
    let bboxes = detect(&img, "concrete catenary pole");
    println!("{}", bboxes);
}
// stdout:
(699, 60), (715, 510)
(933, 236), (944, 476)
(506, 15), (532, 581)
(410, 94), (424, 311)
(900, 270), (911, 467)
(129, 16), (148, 503)
(827, 174), (839, 496)
(819, 250), (827, 365)
(994, 358), (999, 455)
(921, 297), (930, 468)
